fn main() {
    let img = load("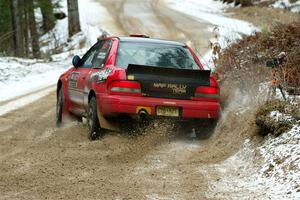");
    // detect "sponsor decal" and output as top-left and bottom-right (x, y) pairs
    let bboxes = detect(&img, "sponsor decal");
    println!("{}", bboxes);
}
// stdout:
(69, 72), (80, 88)
(96, 52), (107, 60)
(153, 83), (187, 94)
(90, 68), (113, 83)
